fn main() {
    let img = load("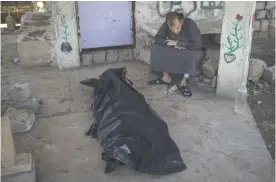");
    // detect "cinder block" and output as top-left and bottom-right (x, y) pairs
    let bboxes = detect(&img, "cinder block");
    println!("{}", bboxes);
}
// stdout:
(81, 54), (92, 66)
(255, 10), (267, 20)
(254, 20), (261, 31)
(265, 1), (275, 9)
(256, 2), (266, 10)
(266, 10), (273, 19)
(260, 19), (270, 32)
(202, 58), (219, 78)
(4, 108), (35, 133)
(93, 51), (106, 64)
(8, 82), (31, 102)
(139, 49), (151, 65)
(106, 50), (119, 63)
(118, 49), (134, 61)
(15, 96), (39, 113)
(270, 19), (275, 28)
